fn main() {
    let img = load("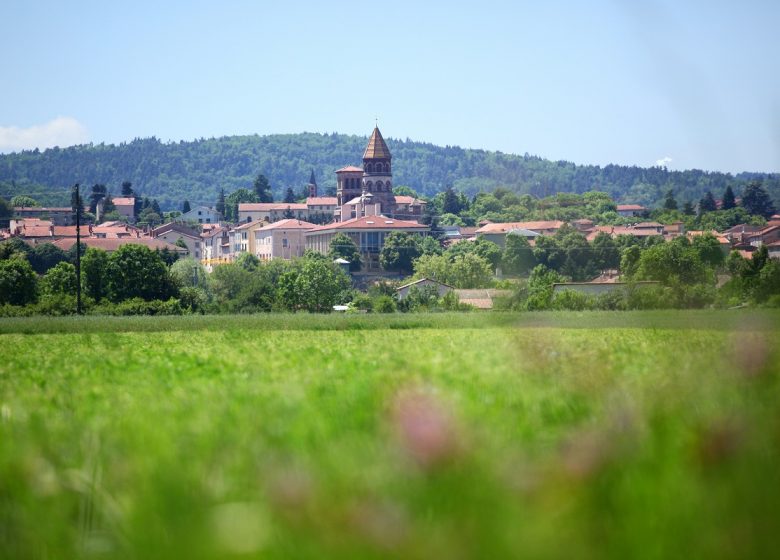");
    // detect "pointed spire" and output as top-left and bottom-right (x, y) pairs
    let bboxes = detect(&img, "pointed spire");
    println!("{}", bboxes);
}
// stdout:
(308, 169), (317, 185)
(363, 127), (391, 160)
